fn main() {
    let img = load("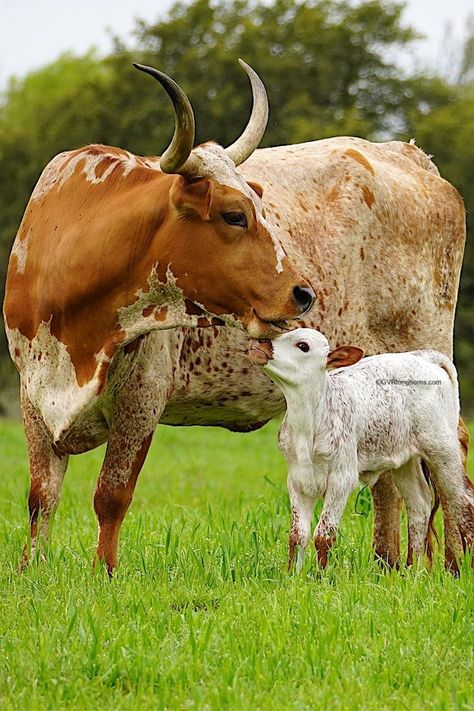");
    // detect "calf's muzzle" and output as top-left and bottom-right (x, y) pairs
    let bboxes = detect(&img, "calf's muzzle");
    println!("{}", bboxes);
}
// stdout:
(248, 339), (274, 365)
